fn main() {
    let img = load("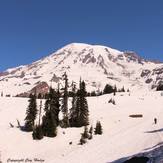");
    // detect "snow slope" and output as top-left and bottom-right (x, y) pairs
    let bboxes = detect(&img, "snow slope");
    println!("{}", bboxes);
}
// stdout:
(0, 91), (163, 162)
(0, 43), (163, 96)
